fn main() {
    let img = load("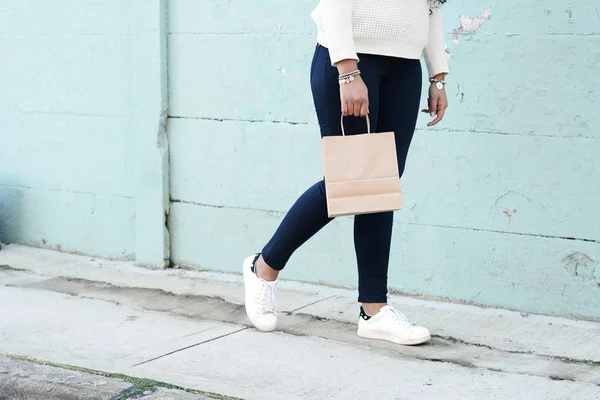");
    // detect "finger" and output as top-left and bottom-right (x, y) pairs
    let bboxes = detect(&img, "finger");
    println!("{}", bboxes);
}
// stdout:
(360, 101), (369, 117)
(341, 100), (348, 116)
(422, 97), (430, 114)
(429, 97), (438, 118)
(345, 102), (353, 117)
(427, 108), (445, 126)
(358, 101), (366, 117)
(353, 102), (361, 117)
